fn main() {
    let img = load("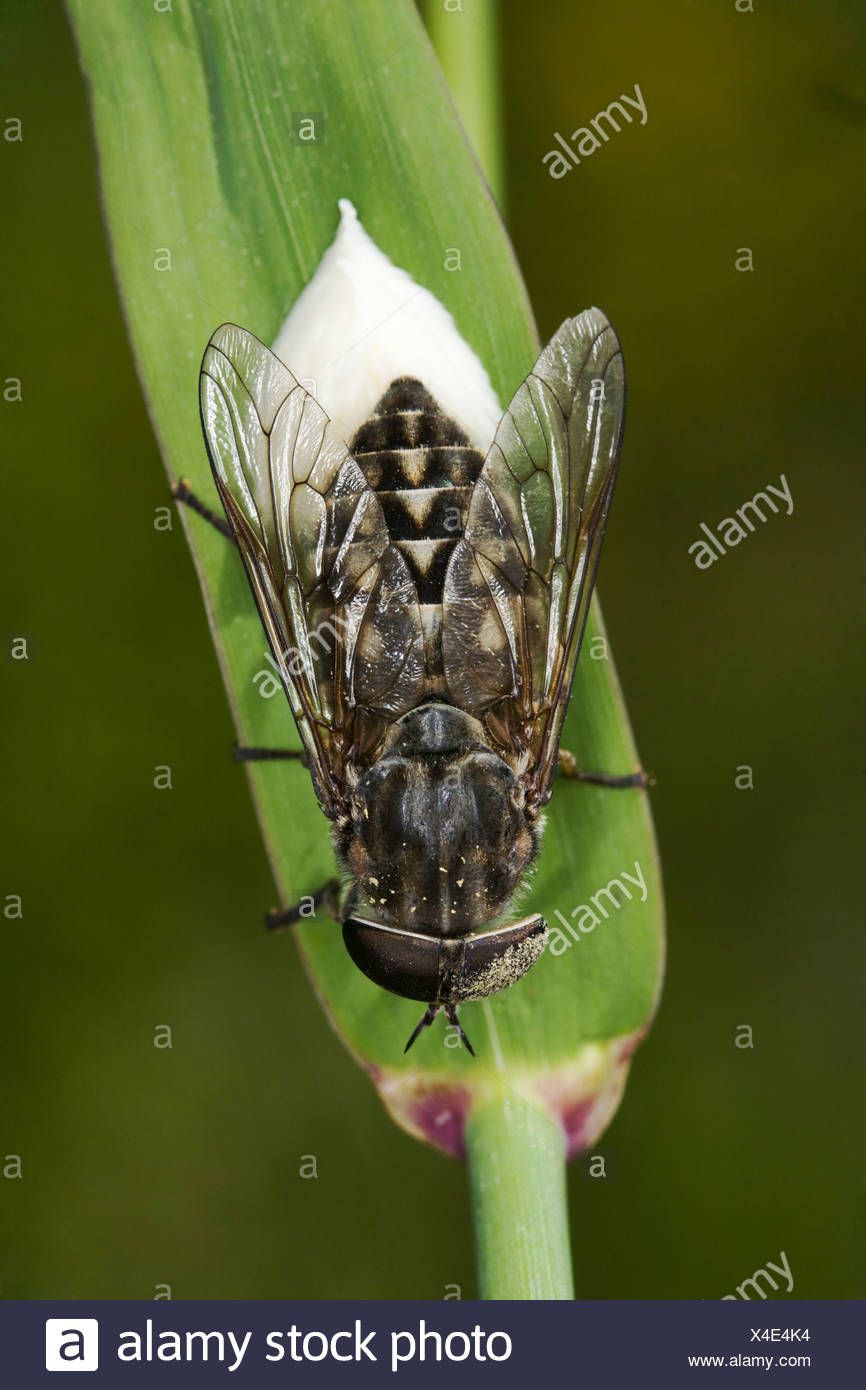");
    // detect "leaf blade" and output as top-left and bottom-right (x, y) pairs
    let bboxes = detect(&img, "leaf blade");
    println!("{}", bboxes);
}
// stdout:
(67, 0), (664, 1150)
